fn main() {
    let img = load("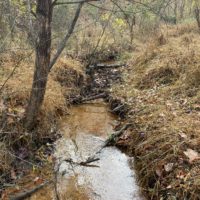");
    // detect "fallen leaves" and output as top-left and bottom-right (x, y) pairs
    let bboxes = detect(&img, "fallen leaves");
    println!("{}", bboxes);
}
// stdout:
(183, 148), (200, 163)
(155, 162), (174, 178)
